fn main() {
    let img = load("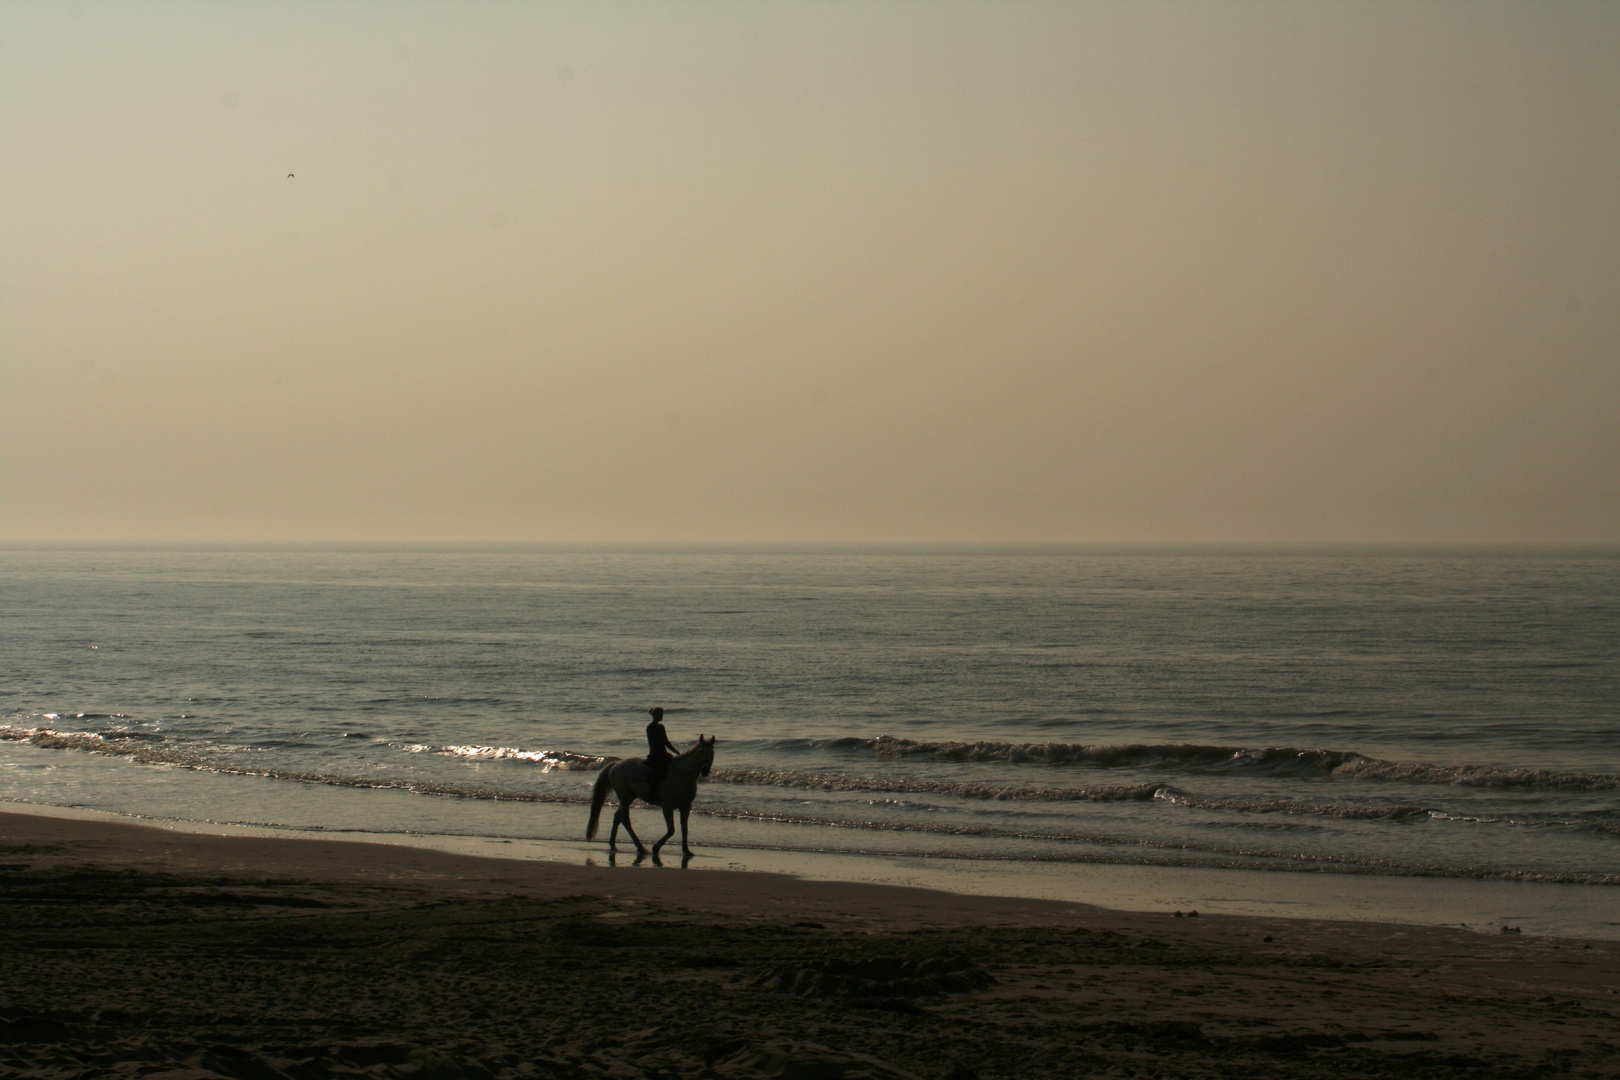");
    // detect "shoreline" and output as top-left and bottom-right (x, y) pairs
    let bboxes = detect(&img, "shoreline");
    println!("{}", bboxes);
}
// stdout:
(0, 805), (1094, 933)
(4, 805), (1618, 1080)
(4, 797), (1617, 941)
